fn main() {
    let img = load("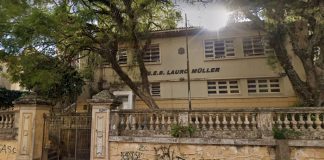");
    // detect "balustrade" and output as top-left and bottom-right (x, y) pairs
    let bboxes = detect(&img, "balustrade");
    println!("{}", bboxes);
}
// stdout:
(188, 112), (257, 131)
(110, 108), (324, 139)
(0, 111), (15, 129)
(274, 112), (323, 131)
(113, 111), (180, 132)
